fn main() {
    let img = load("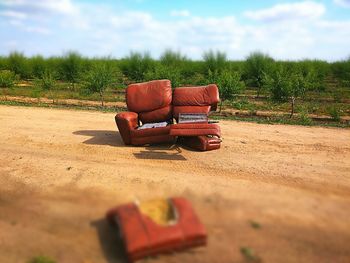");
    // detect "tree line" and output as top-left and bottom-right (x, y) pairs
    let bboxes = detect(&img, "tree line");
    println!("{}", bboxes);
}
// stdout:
(0, 50), (349, 112)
